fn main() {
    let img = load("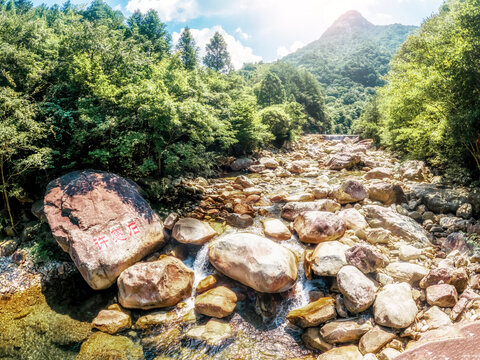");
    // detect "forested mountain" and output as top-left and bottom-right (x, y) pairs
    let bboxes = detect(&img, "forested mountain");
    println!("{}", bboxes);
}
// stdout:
(284, 10), (416, 133)
(355, 0), (480, 183)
